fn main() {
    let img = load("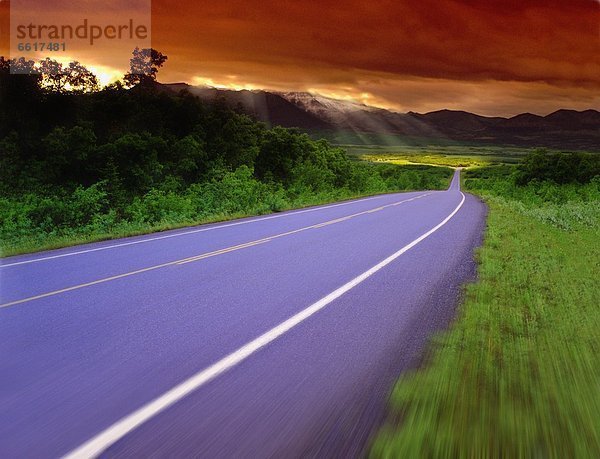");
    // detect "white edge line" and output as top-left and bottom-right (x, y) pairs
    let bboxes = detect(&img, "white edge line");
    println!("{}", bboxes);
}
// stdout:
(1, 195), (391, 268)
(63, 191), (466, 459)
